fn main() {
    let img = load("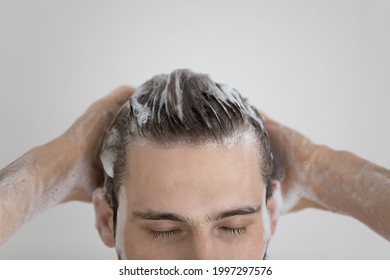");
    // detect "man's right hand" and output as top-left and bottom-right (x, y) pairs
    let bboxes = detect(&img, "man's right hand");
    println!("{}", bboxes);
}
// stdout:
(0, 86), (134, 245)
